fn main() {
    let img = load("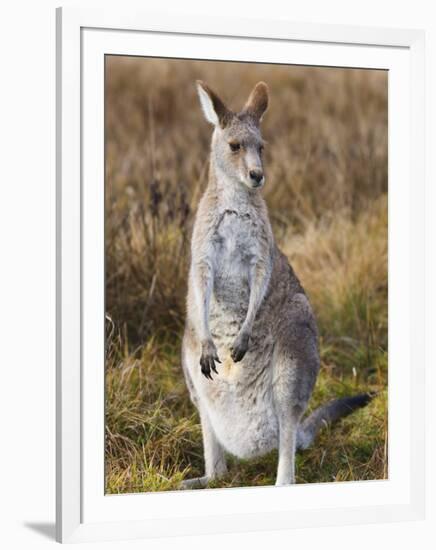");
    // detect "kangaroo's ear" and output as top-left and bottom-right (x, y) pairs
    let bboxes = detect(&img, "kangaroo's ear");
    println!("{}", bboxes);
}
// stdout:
(242, 82), (269, 123)
(196, 80), (232, 127)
